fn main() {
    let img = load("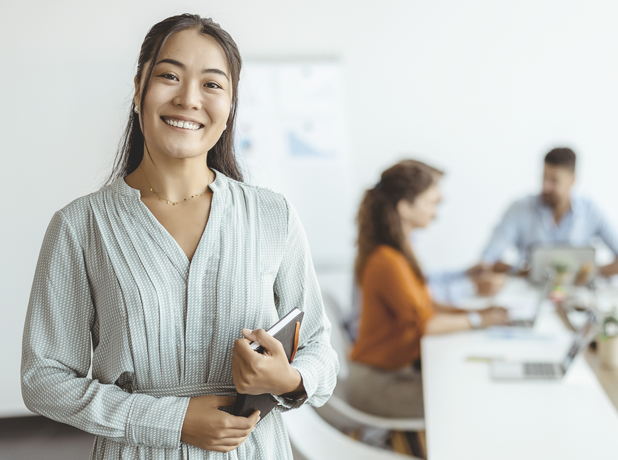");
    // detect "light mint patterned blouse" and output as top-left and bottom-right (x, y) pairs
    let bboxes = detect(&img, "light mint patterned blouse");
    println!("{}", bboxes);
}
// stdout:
(21, 170), (339, 460)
